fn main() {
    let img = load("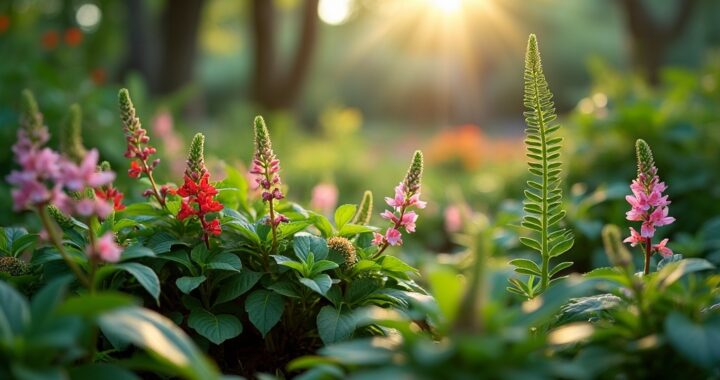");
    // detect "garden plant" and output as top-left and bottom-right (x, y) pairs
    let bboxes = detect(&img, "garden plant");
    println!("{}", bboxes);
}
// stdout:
(0, 34), (718, 380)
